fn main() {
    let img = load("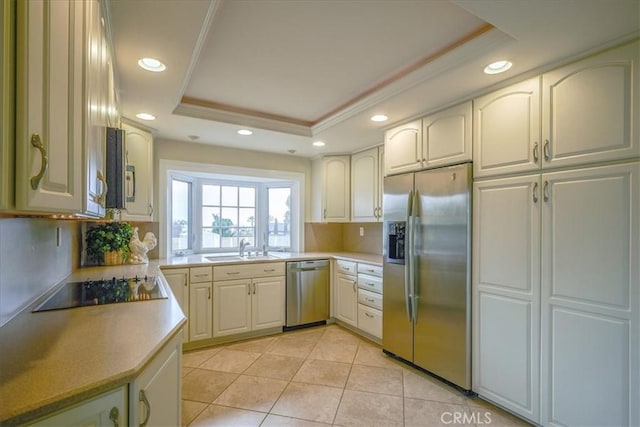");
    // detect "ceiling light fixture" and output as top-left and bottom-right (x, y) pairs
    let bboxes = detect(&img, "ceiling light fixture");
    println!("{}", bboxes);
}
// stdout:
(136, 112), (156, 121)
(484, 60), (512, 75)
(237, 129), (253, 136)
(312, 141), (325, 147)
(138, 57), (166, 72)
(370, 114), (388, 122)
